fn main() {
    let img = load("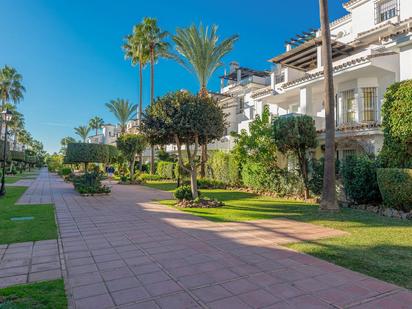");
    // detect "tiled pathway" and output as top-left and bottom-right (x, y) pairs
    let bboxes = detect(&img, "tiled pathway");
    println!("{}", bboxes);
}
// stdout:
(17, 170), (412, 308)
